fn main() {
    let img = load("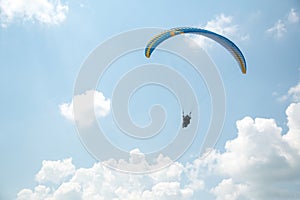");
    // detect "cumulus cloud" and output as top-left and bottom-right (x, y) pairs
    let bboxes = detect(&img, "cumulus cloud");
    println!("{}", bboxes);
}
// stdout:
(59, 90), (111, 126)
(188, 14), (248, 49)
(19, 86), (300, 199)
(0, 0), (68, 27)
(283, 103), (300, 154)
(17, 185), (51, 200)
(210, 179), (249, 200)
(210, 103), (300, 199)
(17, 151), (205, 200)
(143, 182), (193, 200)
(103, 149), (177, 173)
(35, 158), (76, 184)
